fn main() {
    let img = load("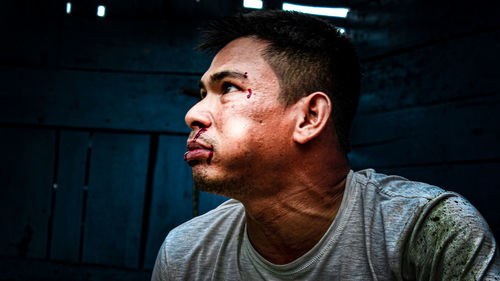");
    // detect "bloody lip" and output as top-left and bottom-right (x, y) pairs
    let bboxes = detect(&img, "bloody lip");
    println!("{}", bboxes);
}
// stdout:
(184, 142), (214, 164)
